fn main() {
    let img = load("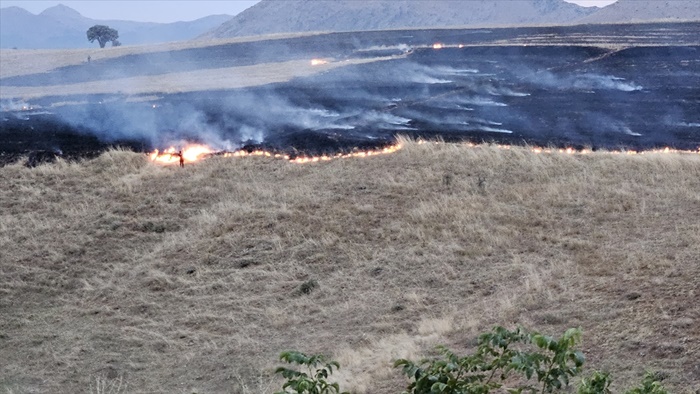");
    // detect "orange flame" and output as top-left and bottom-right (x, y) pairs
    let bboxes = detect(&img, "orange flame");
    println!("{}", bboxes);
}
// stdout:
(149, 141), (699, 167)
(149, 144), (214, 164)
(150, 143), (403, 165)
(290, 144), (402, 164)
(526, 145), (697, 155)
(414, 139), (699, 156)
(311, 59), (329, 66)
(222, 150), (290, 160)
(432, 43), (444, 49)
